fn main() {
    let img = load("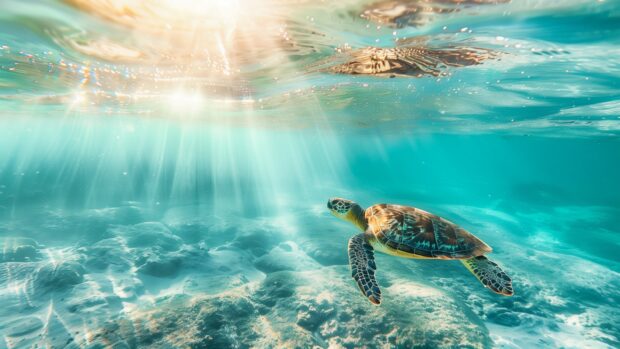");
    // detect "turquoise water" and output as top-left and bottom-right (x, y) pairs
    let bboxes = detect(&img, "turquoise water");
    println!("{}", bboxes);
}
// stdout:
(1, 0), (620, 348)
